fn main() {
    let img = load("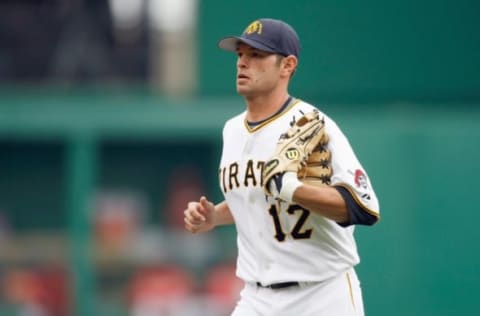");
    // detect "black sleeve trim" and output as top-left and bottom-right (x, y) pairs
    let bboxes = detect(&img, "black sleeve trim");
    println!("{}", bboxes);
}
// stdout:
(335, 186), (379, 227)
